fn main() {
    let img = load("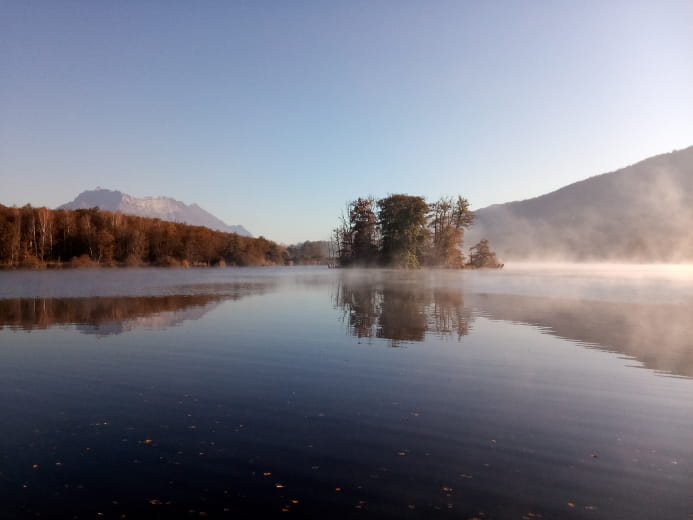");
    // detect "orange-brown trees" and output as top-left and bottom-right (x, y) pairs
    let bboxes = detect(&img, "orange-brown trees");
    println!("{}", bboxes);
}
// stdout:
(0, 204), (286, 268)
